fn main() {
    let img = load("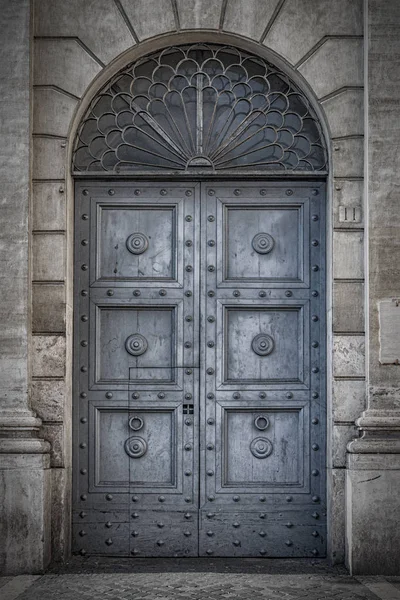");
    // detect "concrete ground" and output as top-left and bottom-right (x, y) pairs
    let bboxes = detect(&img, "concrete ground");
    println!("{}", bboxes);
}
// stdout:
(1, 559), (400, 600)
